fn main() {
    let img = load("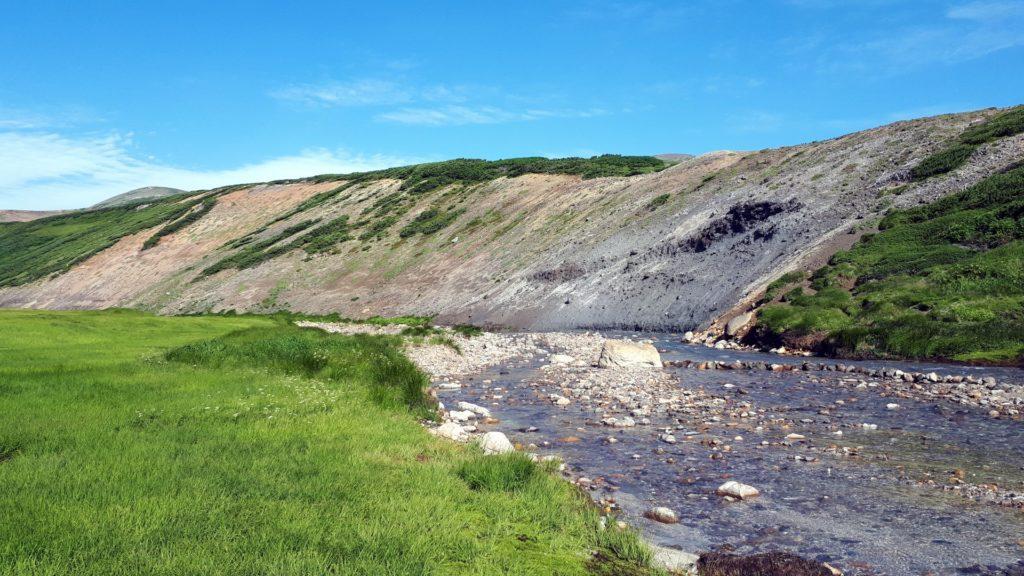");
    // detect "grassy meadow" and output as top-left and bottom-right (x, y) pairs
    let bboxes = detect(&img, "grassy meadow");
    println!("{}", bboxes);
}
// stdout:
(0, 309), (654, 575)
